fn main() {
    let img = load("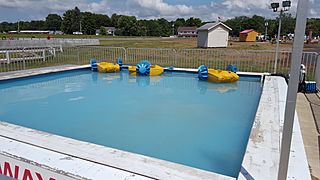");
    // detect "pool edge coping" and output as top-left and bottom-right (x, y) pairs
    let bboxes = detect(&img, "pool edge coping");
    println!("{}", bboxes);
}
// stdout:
(238, 76), (311, 180)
